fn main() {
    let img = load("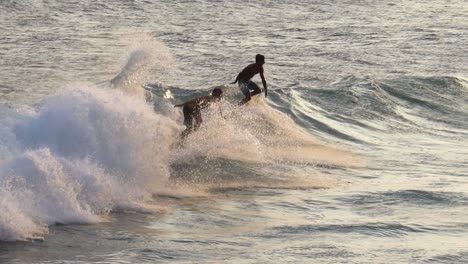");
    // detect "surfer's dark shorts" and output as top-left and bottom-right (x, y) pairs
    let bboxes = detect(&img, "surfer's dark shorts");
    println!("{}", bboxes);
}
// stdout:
(238, 80), (260, 96)
(183, 106), (202, 128)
